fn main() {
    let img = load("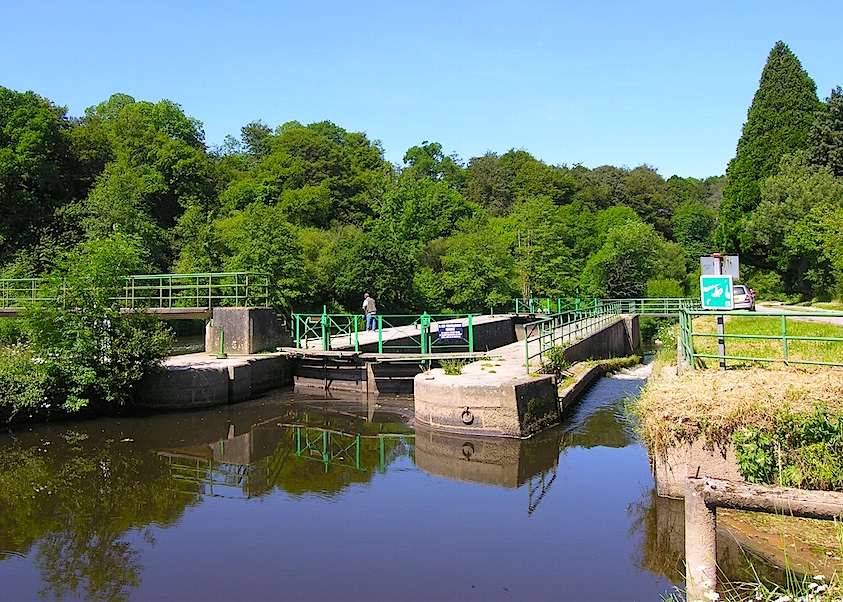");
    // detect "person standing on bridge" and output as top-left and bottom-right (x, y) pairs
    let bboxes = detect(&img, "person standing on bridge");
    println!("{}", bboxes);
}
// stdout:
(363, 293), (377, 331)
